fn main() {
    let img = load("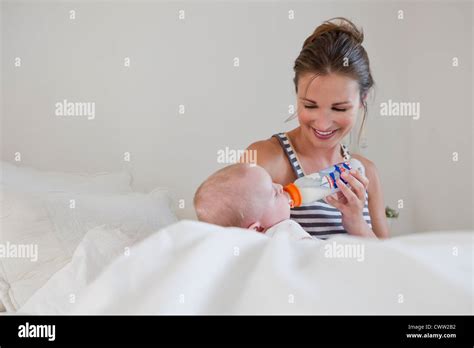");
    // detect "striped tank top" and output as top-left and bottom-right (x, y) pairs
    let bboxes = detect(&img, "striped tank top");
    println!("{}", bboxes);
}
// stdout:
(272, 132), (372, 239)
